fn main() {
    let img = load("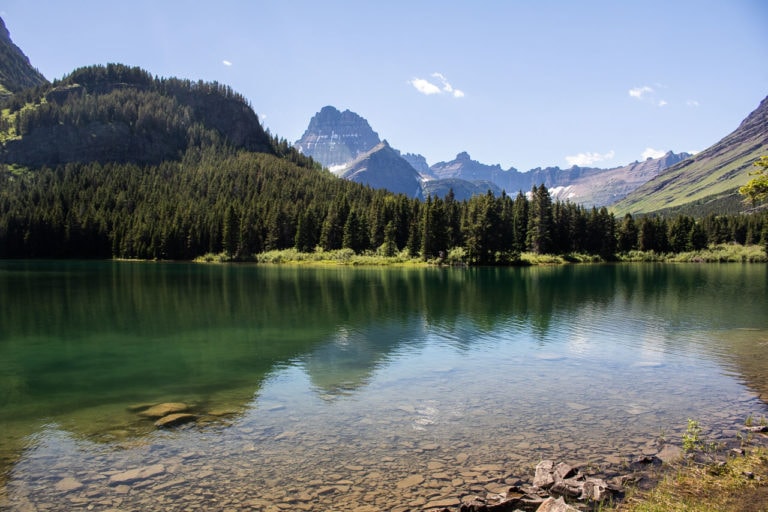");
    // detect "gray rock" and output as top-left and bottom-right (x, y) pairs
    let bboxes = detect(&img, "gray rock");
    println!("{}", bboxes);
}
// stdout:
(581, 478), (610, 501)
(550, 479), (581, 498)
(553, 462), (575, 481)
(533, 460), (555, 489)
